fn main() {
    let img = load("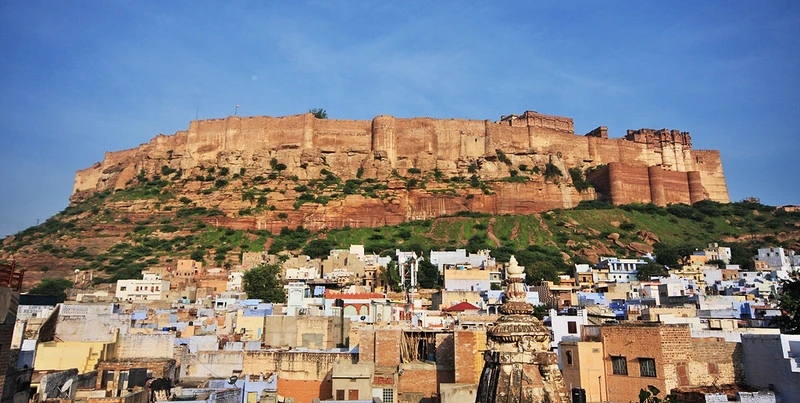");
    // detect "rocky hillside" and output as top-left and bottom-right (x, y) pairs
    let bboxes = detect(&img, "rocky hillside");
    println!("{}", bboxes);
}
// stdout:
(2, 191), (798, 289)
